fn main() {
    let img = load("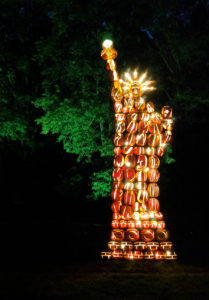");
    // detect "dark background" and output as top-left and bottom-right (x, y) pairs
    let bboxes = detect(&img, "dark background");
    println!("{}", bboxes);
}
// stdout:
(0, 0), (209, 273)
